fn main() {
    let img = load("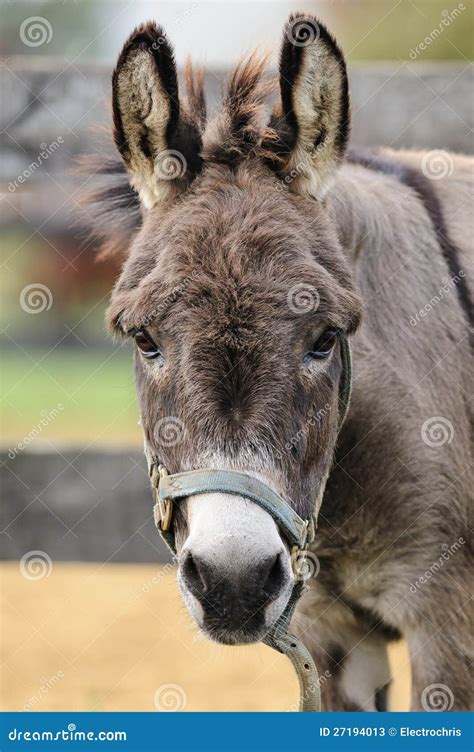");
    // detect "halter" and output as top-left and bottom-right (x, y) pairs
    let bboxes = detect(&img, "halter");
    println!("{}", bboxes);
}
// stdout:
(144, 335), (353, 712)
